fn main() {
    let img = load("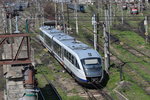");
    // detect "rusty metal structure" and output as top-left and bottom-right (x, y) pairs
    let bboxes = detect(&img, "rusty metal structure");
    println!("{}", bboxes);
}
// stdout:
(0, 33), (32, 65)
